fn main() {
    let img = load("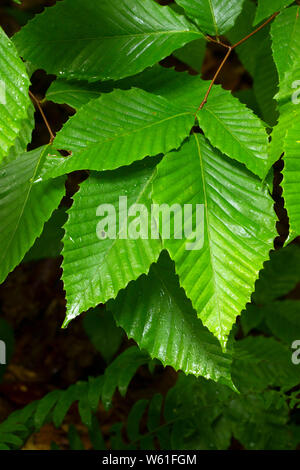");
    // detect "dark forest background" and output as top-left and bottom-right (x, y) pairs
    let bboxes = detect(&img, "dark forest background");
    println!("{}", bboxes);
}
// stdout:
(0, 0), (296, 449)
